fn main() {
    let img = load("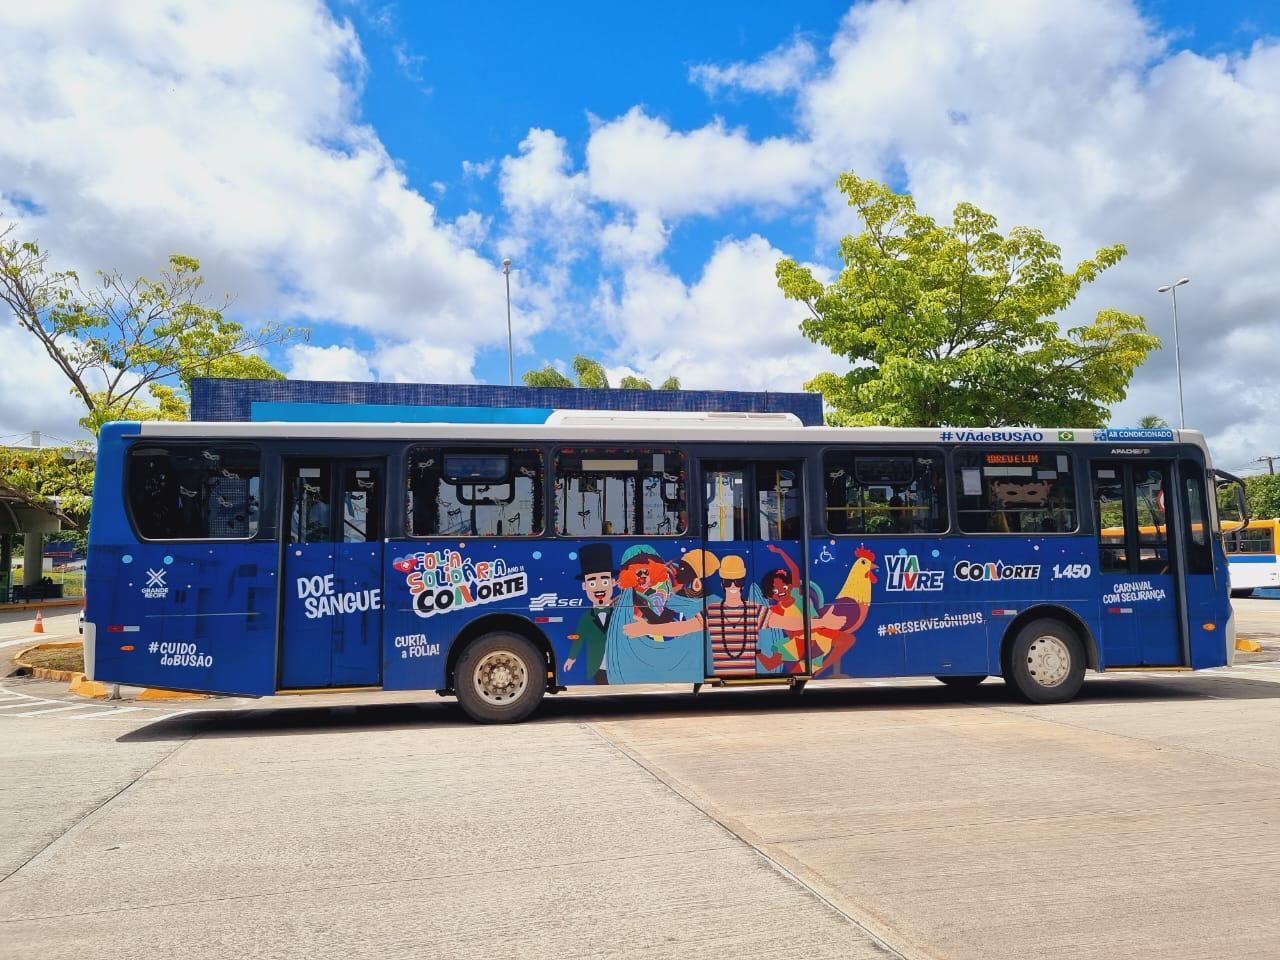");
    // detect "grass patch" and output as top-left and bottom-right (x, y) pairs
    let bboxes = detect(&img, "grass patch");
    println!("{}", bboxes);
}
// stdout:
(23, 646), (84, 673)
